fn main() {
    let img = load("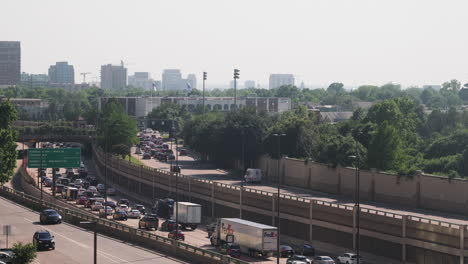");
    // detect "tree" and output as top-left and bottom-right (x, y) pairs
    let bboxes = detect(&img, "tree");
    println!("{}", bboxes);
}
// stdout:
(11, 242), (37, 264)
(459, 88), (468, 102)
(442, 79), (461, 91)
(0, 100), (18, 184)
(147, 103), (189, 134)
(367, 121), (402, 171)
(97, 100), (138, 154)
(327, 82), (345, 94)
